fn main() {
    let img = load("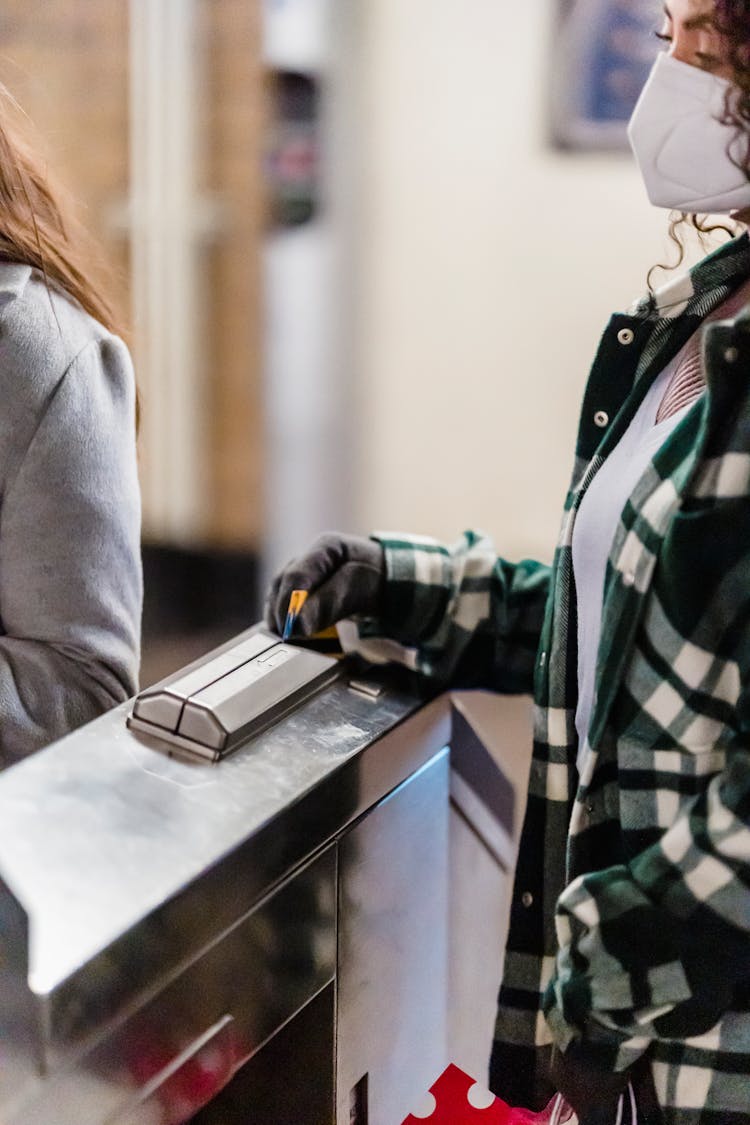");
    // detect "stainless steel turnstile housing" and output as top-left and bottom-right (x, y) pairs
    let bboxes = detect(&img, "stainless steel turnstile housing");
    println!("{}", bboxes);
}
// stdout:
(0, 626), (519, 1125)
